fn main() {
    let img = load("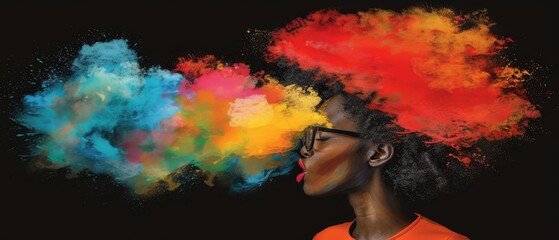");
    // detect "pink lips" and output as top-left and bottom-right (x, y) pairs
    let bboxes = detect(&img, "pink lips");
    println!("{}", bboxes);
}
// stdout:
(296, 158), (307, 183)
